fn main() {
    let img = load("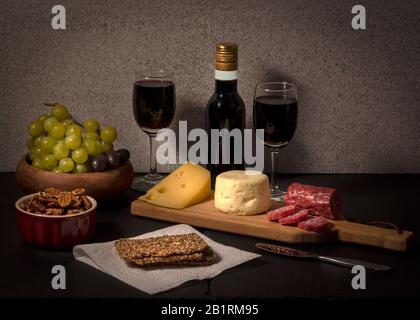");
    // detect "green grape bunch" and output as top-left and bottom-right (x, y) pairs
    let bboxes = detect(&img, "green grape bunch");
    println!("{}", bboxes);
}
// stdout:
(25, 103), (129, 173)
